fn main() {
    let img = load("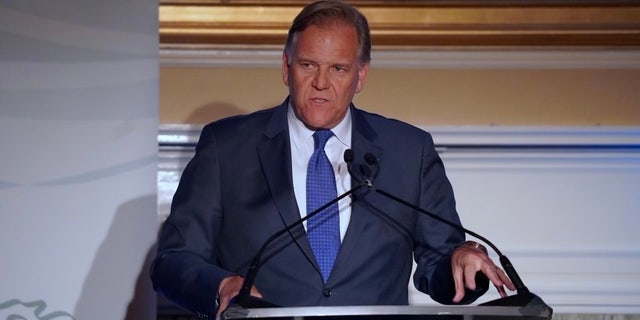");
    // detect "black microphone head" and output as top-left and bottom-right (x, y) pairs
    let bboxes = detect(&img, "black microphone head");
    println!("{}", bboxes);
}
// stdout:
(364, 153), (377, 166)
(363, 152), (380, 181)
(359, 163), (372, 179)
(344, 149), (354, 163)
